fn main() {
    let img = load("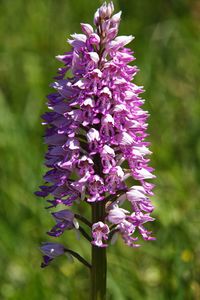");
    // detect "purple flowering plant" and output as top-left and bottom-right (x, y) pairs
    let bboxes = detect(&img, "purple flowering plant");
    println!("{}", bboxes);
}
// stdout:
(36, 2), (156, 299)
